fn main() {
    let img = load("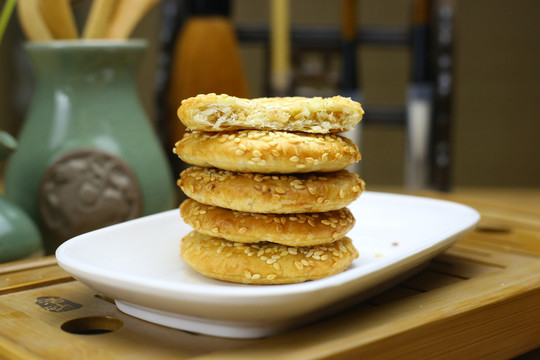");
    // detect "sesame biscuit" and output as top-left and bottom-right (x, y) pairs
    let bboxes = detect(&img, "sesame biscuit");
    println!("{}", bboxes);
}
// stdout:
(180, 231), (359, 284)
(178, 167), (365, 214)
(177, 93), (364, 134)
(174, 130), (361, 174)
(180, 198), (355, 246)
